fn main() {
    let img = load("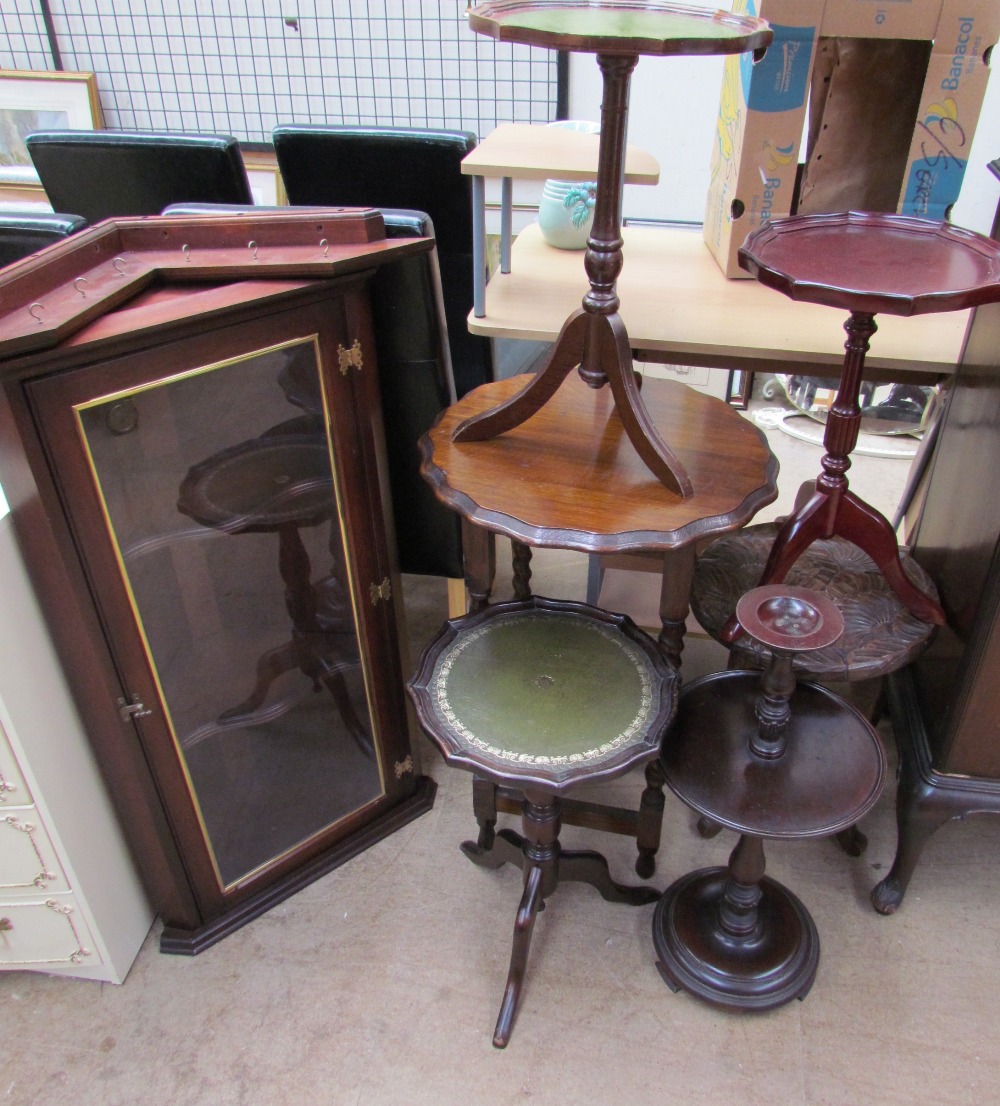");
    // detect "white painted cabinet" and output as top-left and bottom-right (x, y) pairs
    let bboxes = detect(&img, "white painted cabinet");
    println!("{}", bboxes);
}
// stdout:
(637, 360), (730, 401)
(0, 511), (152, 982)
